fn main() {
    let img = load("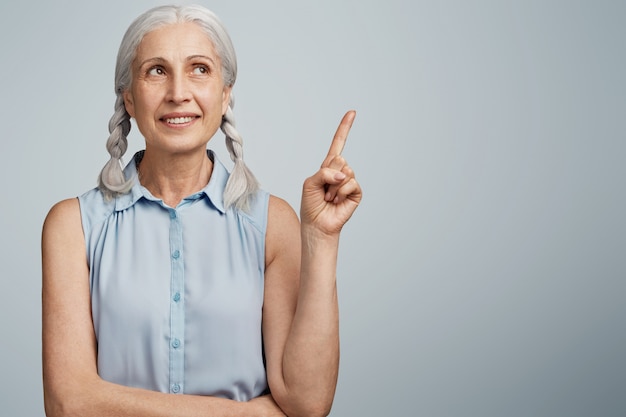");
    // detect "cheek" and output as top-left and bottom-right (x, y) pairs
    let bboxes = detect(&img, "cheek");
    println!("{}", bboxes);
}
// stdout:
(200, 92), (227, 115)
(129, 90), (159, 118)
